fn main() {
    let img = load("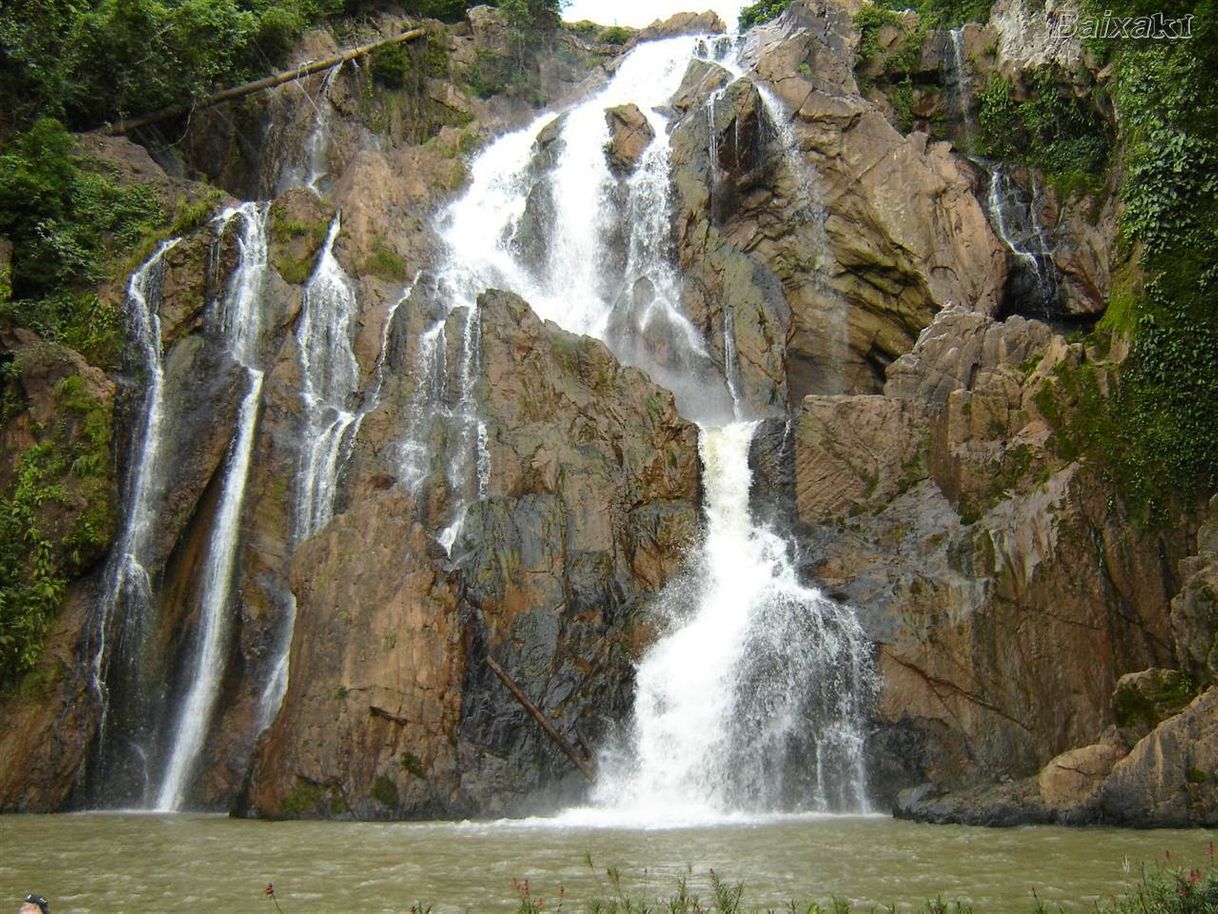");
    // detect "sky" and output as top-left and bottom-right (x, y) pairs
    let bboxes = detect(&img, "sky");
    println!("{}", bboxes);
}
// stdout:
(562, 0), (748, 29)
